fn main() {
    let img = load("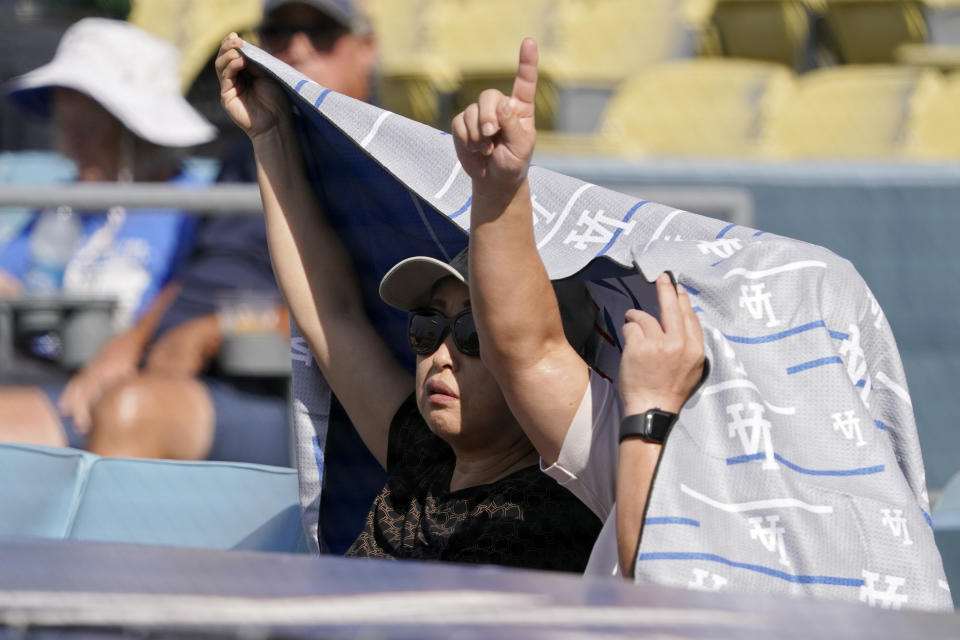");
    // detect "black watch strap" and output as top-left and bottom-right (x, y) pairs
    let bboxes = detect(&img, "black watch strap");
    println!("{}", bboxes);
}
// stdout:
(619, 409), (678, 444)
